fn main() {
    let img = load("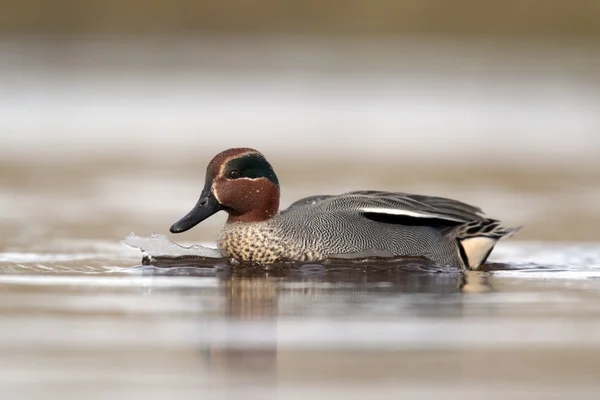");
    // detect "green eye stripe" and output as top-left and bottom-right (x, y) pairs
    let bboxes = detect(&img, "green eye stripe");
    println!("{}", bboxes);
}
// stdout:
(224, 154), (279, 187)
